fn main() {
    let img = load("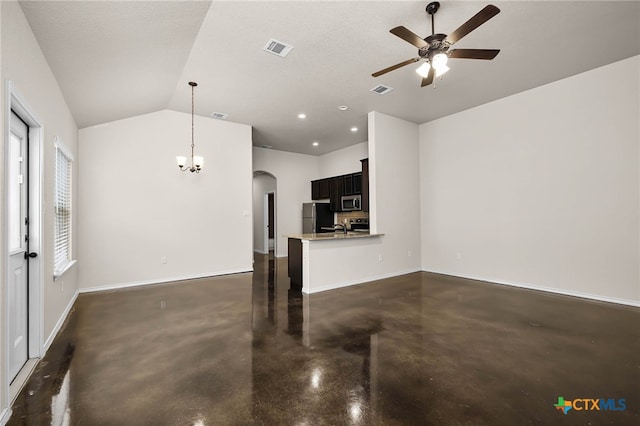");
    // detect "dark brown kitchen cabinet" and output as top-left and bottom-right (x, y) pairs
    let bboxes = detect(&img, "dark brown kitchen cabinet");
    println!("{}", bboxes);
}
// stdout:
(343, 174), (354, 195)
(288, 238), (302, 290)
(352, 172), (362, 194)
(329, 176), (343, 212)
(360, 159), (369, 212)
(319, 178), (330, 198)
(311, 178), (331, 200)
(311, 169), (364, 210)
